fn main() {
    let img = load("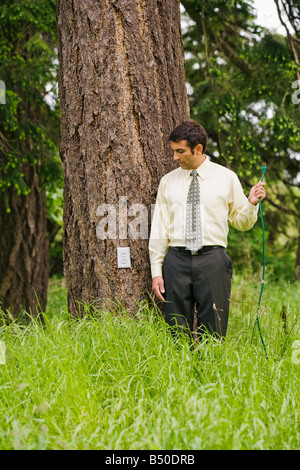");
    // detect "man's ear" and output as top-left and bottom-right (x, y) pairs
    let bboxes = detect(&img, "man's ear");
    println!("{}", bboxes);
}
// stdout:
(195, 144), (203, 154)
